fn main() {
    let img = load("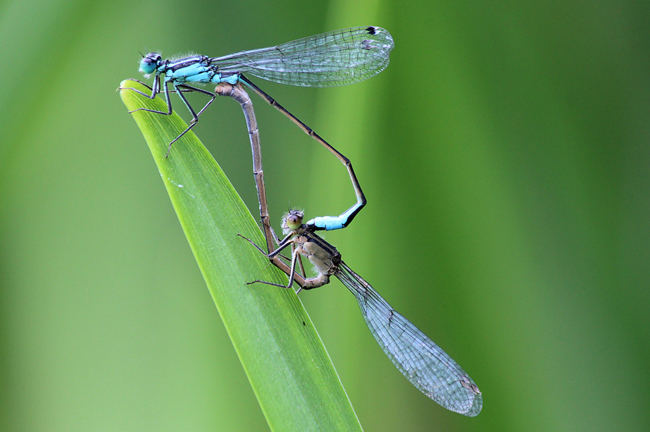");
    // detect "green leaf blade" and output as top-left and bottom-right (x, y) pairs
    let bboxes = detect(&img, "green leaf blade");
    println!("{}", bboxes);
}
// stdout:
(119, 79), (362, 431)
